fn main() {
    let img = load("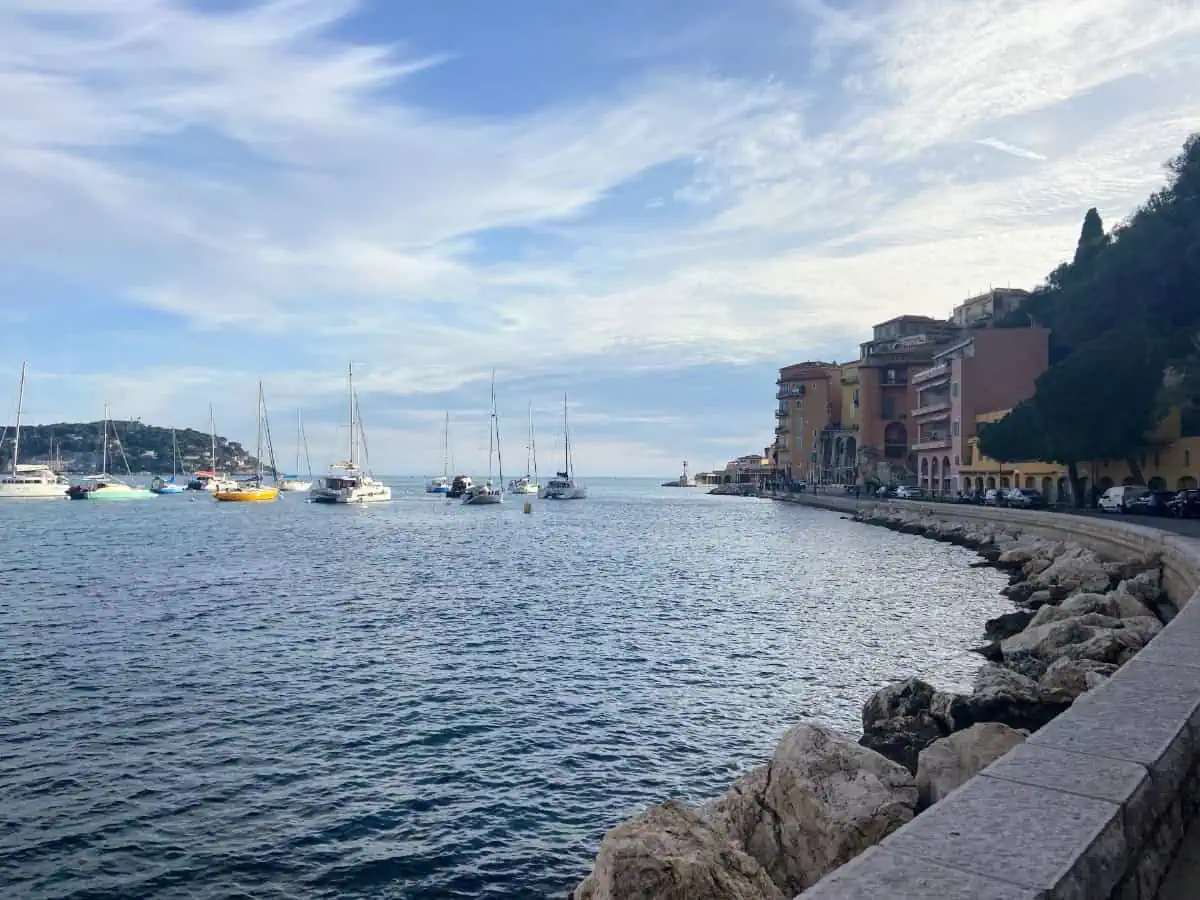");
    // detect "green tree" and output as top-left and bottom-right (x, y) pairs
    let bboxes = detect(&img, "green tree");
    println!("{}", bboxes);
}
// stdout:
(1072, 207), (1108, 266)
